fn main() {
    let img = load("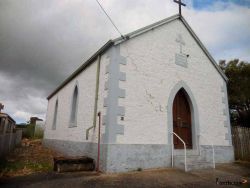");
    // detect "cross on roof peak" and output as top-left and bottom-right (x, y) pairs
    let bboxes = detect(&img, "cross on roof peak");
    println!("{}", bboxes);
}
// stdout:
(173, 0), (186, 16)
